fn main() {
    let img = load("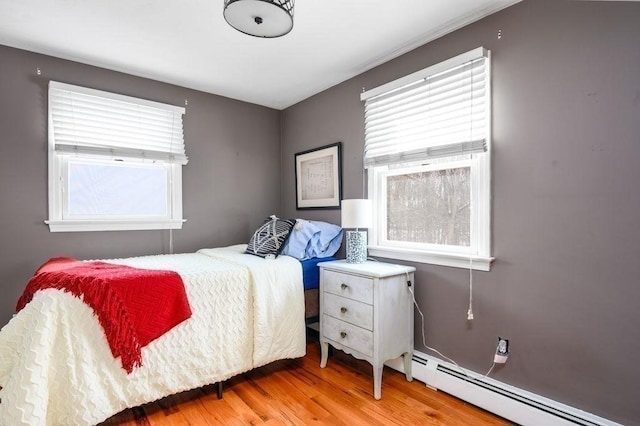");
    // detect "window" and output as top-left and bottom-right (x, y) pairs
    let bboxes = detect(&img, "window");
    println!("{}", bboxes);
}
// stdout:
(361, 47), (493, 270)
(46, 81), (187, 232)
